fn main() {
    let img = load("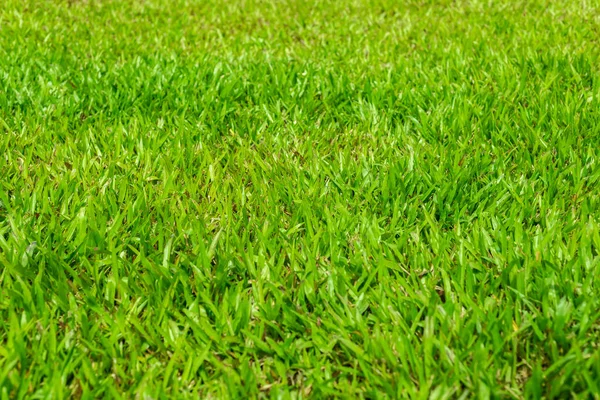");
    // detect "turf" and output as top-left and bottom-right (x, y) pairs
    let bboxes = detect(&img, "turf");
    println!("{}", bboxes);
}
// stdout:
(1, 0), (600, 398)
